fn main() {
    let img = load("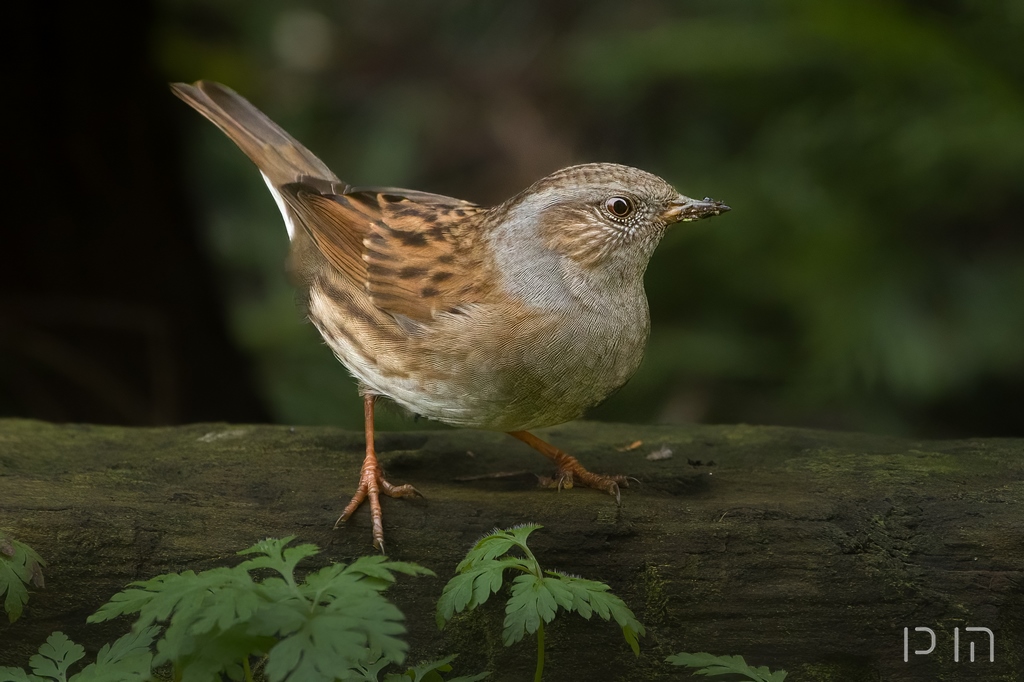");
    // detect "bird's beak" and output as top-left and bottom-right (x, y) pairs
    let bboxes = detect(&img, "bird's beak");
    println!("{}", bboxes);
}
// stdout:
(661, 195), (731, 223)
